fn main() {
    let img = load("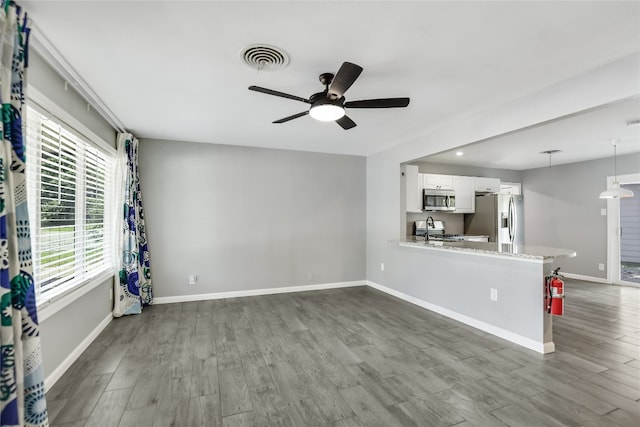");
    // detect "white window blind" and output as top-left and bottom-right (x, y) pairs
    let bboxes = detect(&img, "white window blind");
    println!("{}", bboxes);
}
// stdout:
(25, 105), (114, 302)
